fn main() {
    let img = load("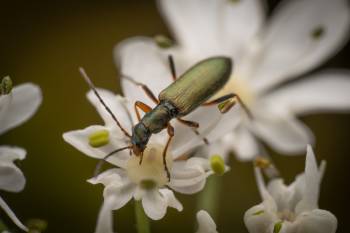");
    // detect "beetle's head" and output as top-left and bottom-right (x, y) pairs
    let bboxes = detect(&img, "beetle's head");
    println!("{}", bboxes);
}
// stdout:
(131, 123), (151, 155)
